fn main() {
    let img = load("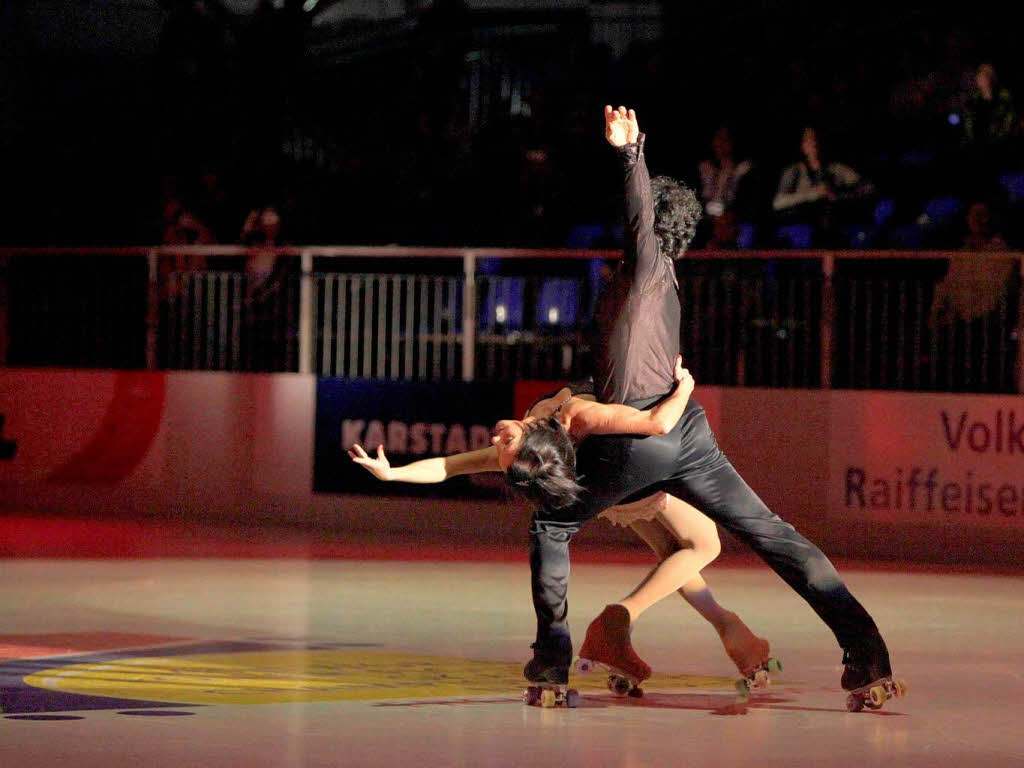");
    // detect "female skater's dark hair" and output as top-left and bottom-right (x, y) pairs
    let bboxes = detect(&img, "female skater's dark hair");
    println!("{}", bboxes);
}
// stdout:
(505, 417), (585, 510)
(650, 176), (702, 259)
